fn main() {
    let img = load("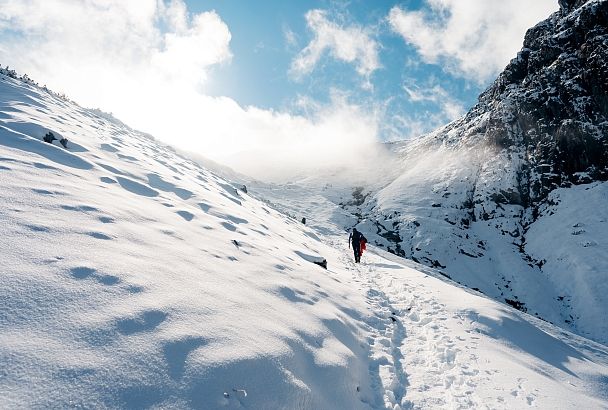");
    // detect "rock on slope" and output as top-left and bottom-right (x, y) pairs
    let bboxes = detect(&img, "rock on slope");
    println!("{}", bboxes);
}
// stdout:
(345, 0), (608, 344)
